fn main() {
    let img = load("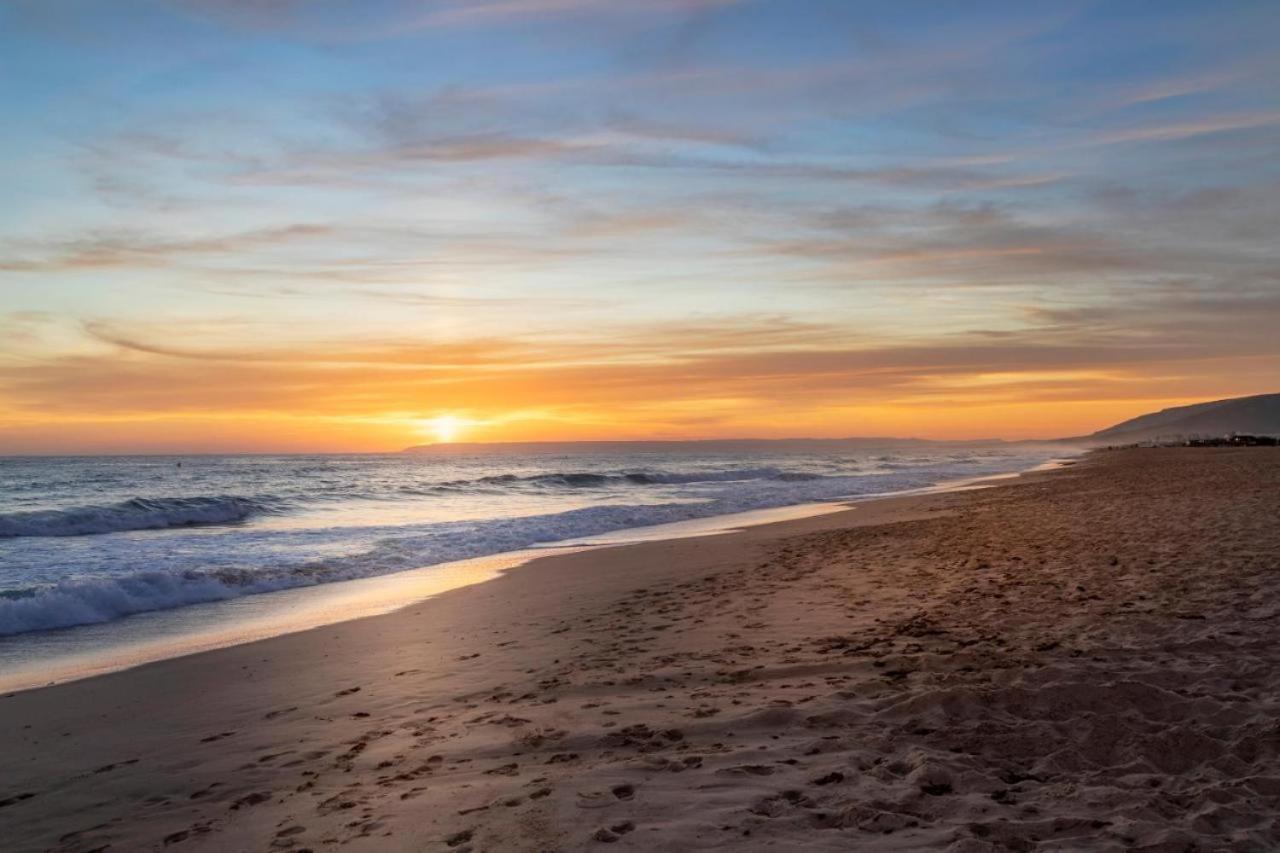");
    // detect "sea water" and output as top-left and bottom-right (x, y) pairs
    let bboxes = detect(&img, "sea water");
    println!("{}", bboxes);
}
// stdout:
(0, 442), (1073, 640)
